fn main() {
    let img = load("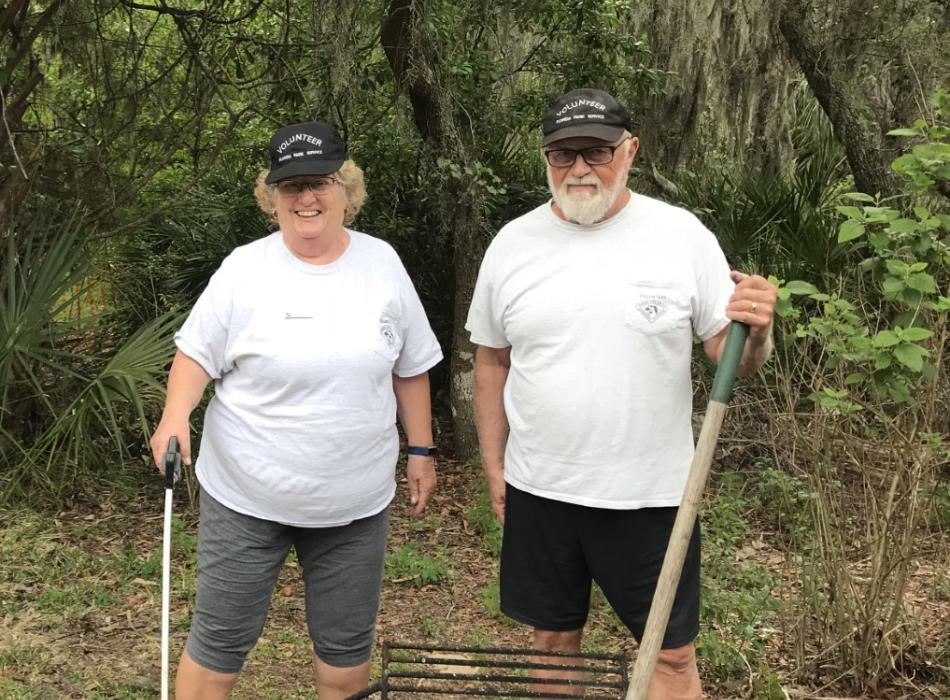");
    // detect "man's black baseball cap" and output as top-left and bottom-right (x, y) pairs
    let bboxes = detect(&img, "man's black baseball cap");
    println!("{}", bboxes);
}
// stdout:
(542, 88), (632, 146)
(264, 122), (347, 184)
